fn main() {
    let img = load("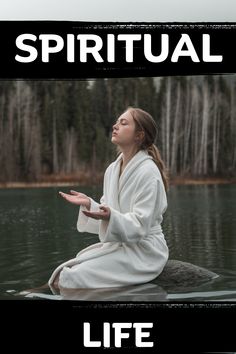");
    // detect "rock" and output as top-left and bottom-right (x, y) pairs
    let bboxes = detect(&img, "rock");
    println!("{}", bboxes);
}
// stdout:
(154, 259), (218, 289)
